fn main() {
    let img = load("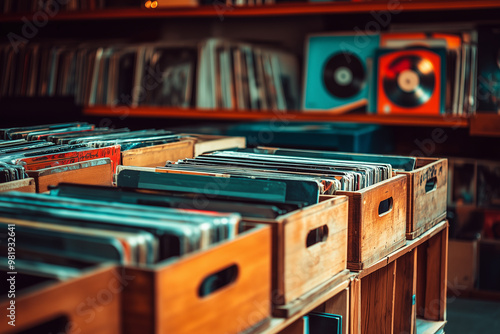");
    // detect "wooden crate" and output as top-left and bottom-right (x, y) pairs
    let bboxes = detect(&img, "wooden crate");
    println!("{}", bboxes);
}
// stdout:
(246, 196), (348, 307)
(0, 178), (35, 193)
(259, 148), (445, 241)
(121, 139), (195, 167)
(181, 133), (247, 156)
(121, 224), (272, 334)
(322, 174), (407, 271)
(399, 157), (448, 240)
(27, 158), (113, 193)
(351, 221), (448, 334)
(0, 266), (121, 334)
(121, 134), (246, 168)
